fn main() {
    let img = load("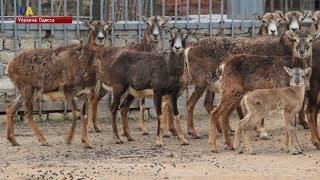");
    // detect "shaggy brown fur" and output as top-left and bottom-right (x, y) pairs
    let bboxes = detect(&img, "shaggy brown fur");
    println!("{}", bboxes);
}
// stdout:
(208, 53), (313, 152)
(185, 29), (314, 139)
(305, 12), (320, 150)
(6, 21), (112, 148)
(89, 16), (171, 137)
(104, 28), (190, 146)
